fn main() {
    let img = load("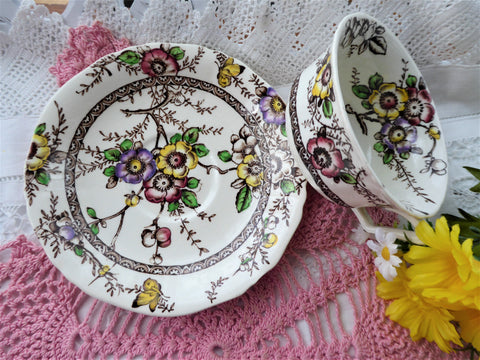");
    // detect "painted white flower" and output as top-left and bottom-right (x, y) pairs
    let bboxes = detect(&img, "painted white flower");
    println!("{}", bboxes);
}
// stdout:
(366, 228), (402, 281)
